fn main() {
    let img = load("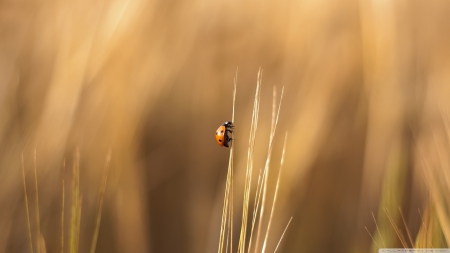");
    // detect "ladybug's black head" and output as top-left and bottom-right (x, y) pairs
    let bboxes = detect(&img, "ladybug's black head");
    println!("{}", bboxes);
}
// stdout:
(222, 121), (233, 127)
